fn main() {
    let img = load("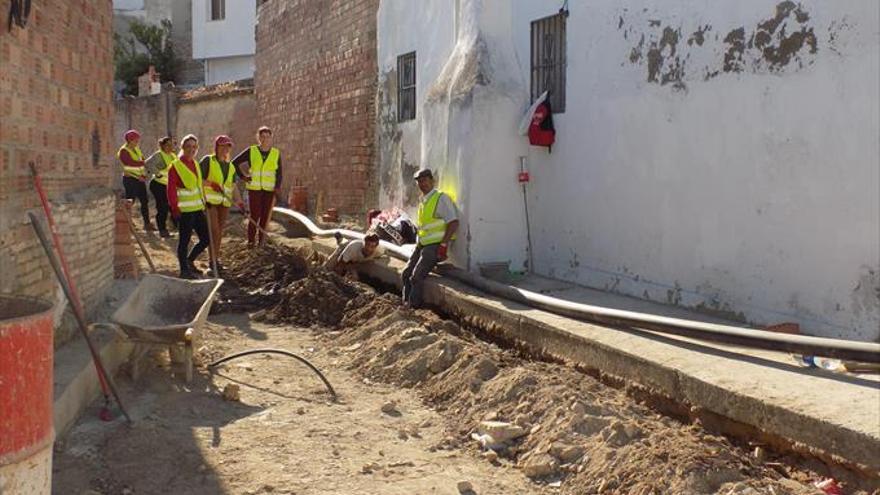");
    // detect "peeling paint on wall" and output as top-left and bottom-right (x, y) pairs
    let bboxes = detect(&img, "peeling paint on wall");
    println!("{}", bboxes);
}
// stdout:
(622, 1), (834, 90)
